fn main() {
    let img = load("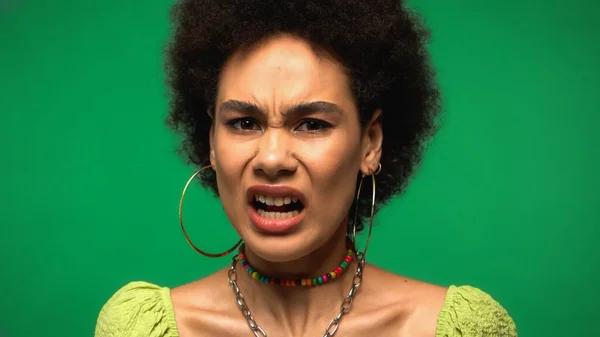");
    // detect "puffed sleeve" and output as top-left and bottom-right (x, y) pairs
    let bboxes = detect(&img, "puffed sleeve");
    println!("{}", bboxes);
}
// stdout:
(436, 285), (517, 337)
(94, 281), (179, 337)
